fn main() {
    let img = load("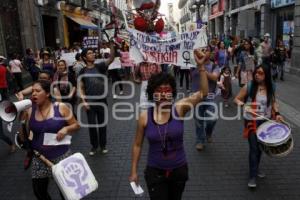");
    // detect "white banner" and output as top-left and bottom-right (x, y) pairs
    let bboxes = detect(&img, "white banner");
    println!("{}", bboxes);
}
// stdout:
(61, 52), (77, 67)
(128, 27), (208, 68)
